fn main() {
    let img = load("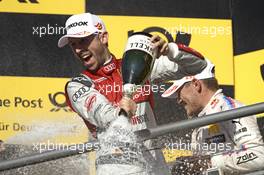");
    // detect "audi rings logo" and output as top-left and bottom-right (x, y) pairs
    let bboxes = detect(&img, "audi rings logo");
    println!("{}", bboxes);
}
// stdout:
(72, 86), (90, 102)
(103, 63), (116, 72)
(48, 92), (72, 112)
